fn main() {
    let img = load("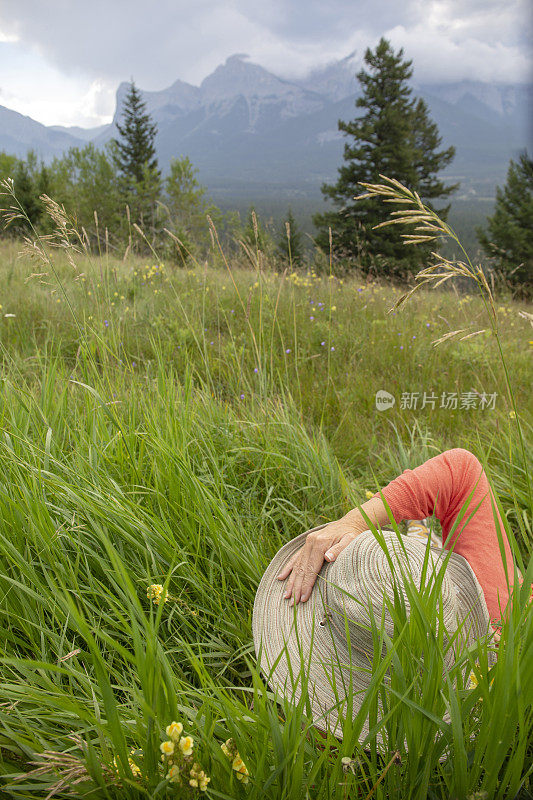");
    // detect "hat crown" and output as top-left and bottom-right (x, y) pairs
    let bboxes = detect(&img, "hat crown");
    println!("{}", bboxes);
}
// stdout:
(323, 530), (460, 657)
